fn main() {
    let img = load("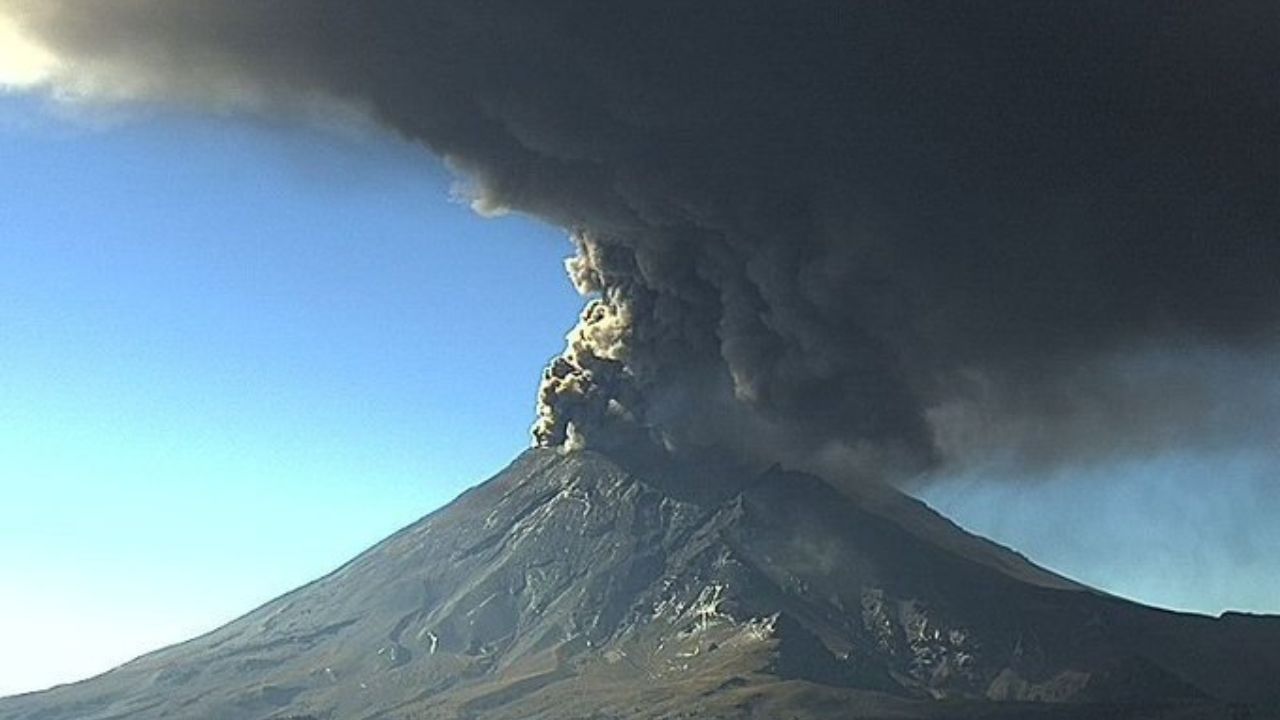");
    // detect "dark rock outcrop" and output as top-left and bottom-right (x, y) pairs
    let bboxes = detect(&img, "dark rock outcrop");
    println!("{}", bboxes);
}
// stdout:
(3, 449), (1278, 719)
